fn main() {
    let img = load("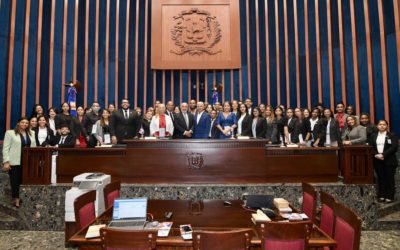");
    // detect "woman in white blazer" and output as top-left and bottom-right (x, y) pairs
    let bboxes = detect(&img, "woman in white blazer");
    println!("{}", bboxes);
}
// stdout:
(2, 117), (36, 208)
